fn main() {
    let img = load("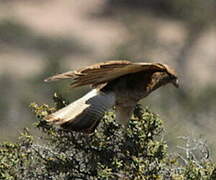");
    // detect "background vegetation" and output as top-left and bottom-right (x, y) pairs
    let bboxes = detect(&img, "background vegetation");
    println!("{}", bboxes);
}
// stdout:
(1, 99), (216, 179)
